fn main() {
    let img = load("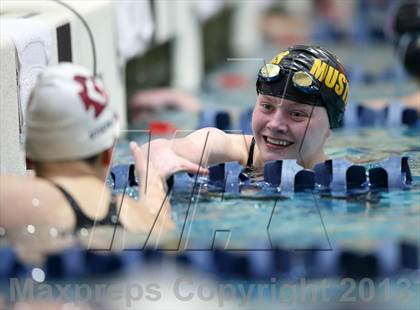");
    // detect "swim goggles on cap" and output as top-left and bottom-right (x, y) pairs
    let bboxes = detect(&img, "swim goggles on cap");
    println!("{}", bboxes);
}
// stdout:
(258, 63), (320, 94)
